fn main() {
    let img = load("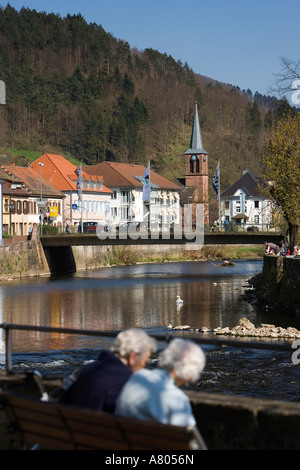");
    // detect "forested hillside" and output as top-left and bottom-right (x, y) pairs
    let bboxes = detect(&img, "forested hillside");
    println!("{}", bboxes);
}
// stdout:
(0, 5), (296, 191)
